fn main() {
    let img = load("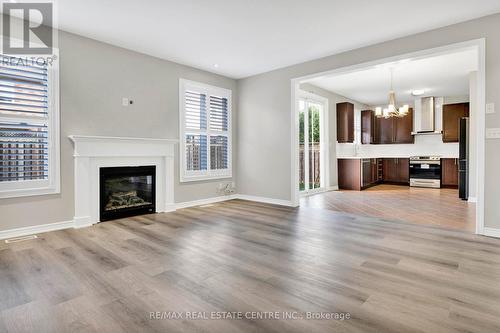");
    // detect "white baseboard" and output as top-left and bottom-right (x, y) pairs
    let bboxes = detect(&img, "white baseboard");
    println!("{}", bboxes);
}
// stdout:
(73, 216), (93, 229)
(163, 204), (177, 213)
(236, 194), (295, 207)
(482, 227), (500, 238)
(468, 196), (477, 203)
(0, 220), (74, 241)
(175, 194), (295, 209)
(175, 194), (237, 209)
